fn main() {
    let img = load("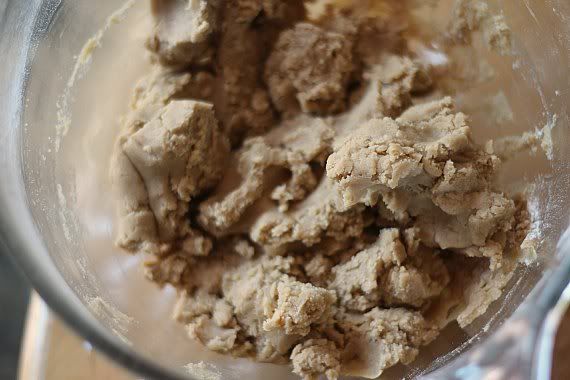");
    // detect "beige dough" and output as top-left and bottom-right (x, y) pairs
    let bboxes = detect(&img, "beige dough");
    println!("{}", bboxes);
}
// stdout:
(147, 0), (220, 66)
(265, 22), (357, 116)
(111, 1), (532, 379)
